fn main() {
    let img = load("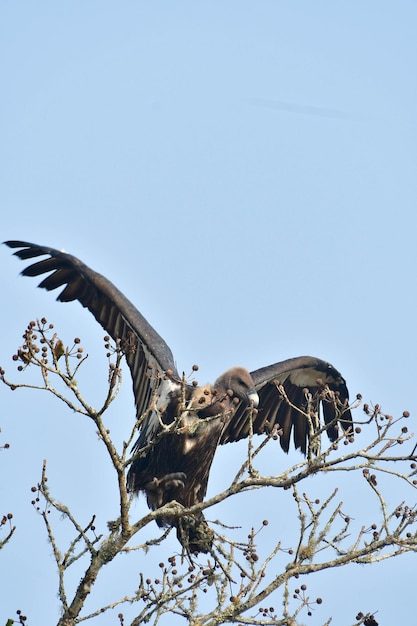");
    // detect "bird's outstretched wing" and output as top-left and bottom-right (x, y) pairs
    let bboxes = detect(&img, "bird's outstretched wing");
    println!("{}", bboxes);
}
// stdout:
(220, 356), (352, 454)
(5, 240), (178, 419)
